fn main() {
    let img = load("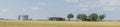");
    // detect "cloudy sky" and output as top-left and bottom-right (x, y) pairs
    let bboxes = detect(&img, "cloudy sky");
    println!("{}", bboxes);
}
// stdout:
(0, 0), (120, 20)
